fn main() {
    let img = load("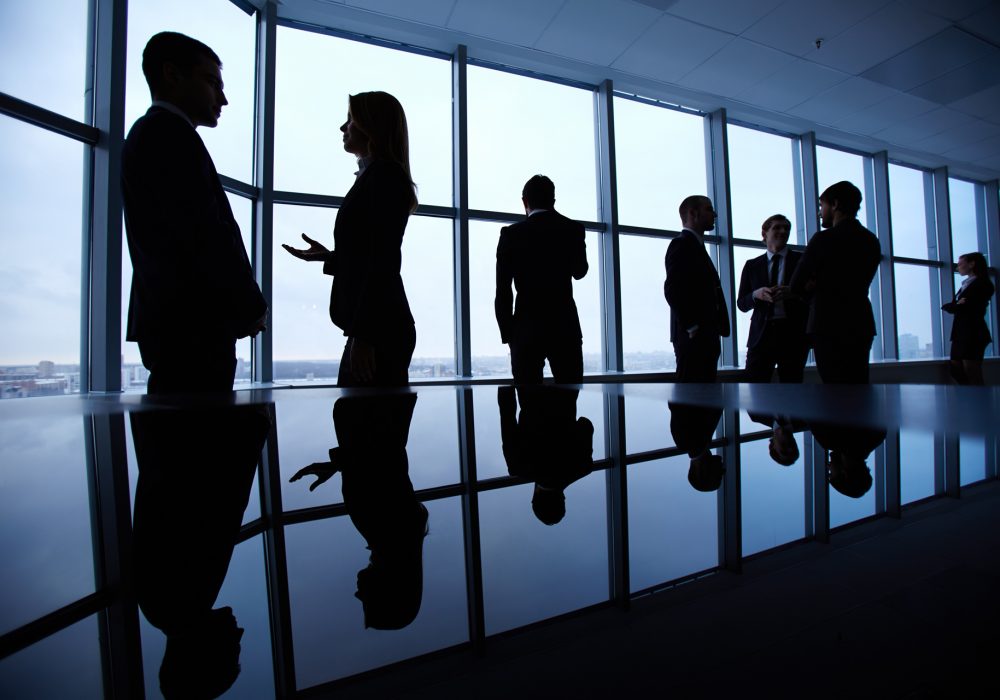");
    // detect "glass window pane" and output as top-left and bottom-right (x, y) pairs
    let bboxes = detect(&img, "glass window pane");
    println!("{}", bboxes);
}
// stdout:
(275, 28), (452, 206)
(0, 415), (94, 634)
(0, 615), (103, 698)
(888, 164), (932, 260)
(614, 97), (708, 229)
(628, 456), (718, 591)
(741, 437), (806, 557)
(894, 264), (934, 360)
(468, 68), (597, 220)
(0, 116), (84, 397)
(480, 476), (609, 634)
(272, 204), (347, 380)
(0, 0), (89, 120)
(126, 0), (257, 182)
(620, 235), (672, 372)
(960, 433), (986, 486)
(402, 217), (455, 378)
(948, 178), (983, 258)
(728, 125), (800, 245)
(900, 428), (935, 504)
(816, 146), (872, 230)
